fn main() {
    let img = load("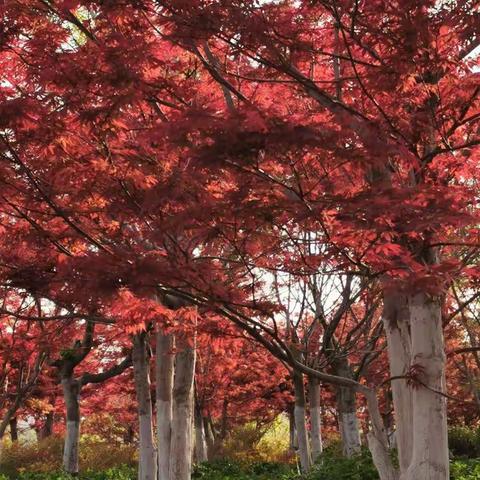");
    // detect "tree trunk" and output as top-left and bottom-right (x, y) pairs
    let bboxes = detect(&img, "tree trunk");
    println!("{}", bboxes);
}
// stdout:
(156, 332), (174, 480)
(169, 335), (196, 480)
(308, 376), (322, 461)
(382, 292), (413, 473)
(293, 369), (312, 472)
(194, 402), (208, 463)
(39, 411), (54, 440)
(133, 333), (157, 480)
(9, 417), (18, 442)
(405, 293), (448, 480)
(333, 359), (361, 457)
(62, 377), (81, 475)
(204, 416), (215, 459)
(219, 398), (228, 441)
(362, 386), (399, 480)
(288, 409), (297, 451)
